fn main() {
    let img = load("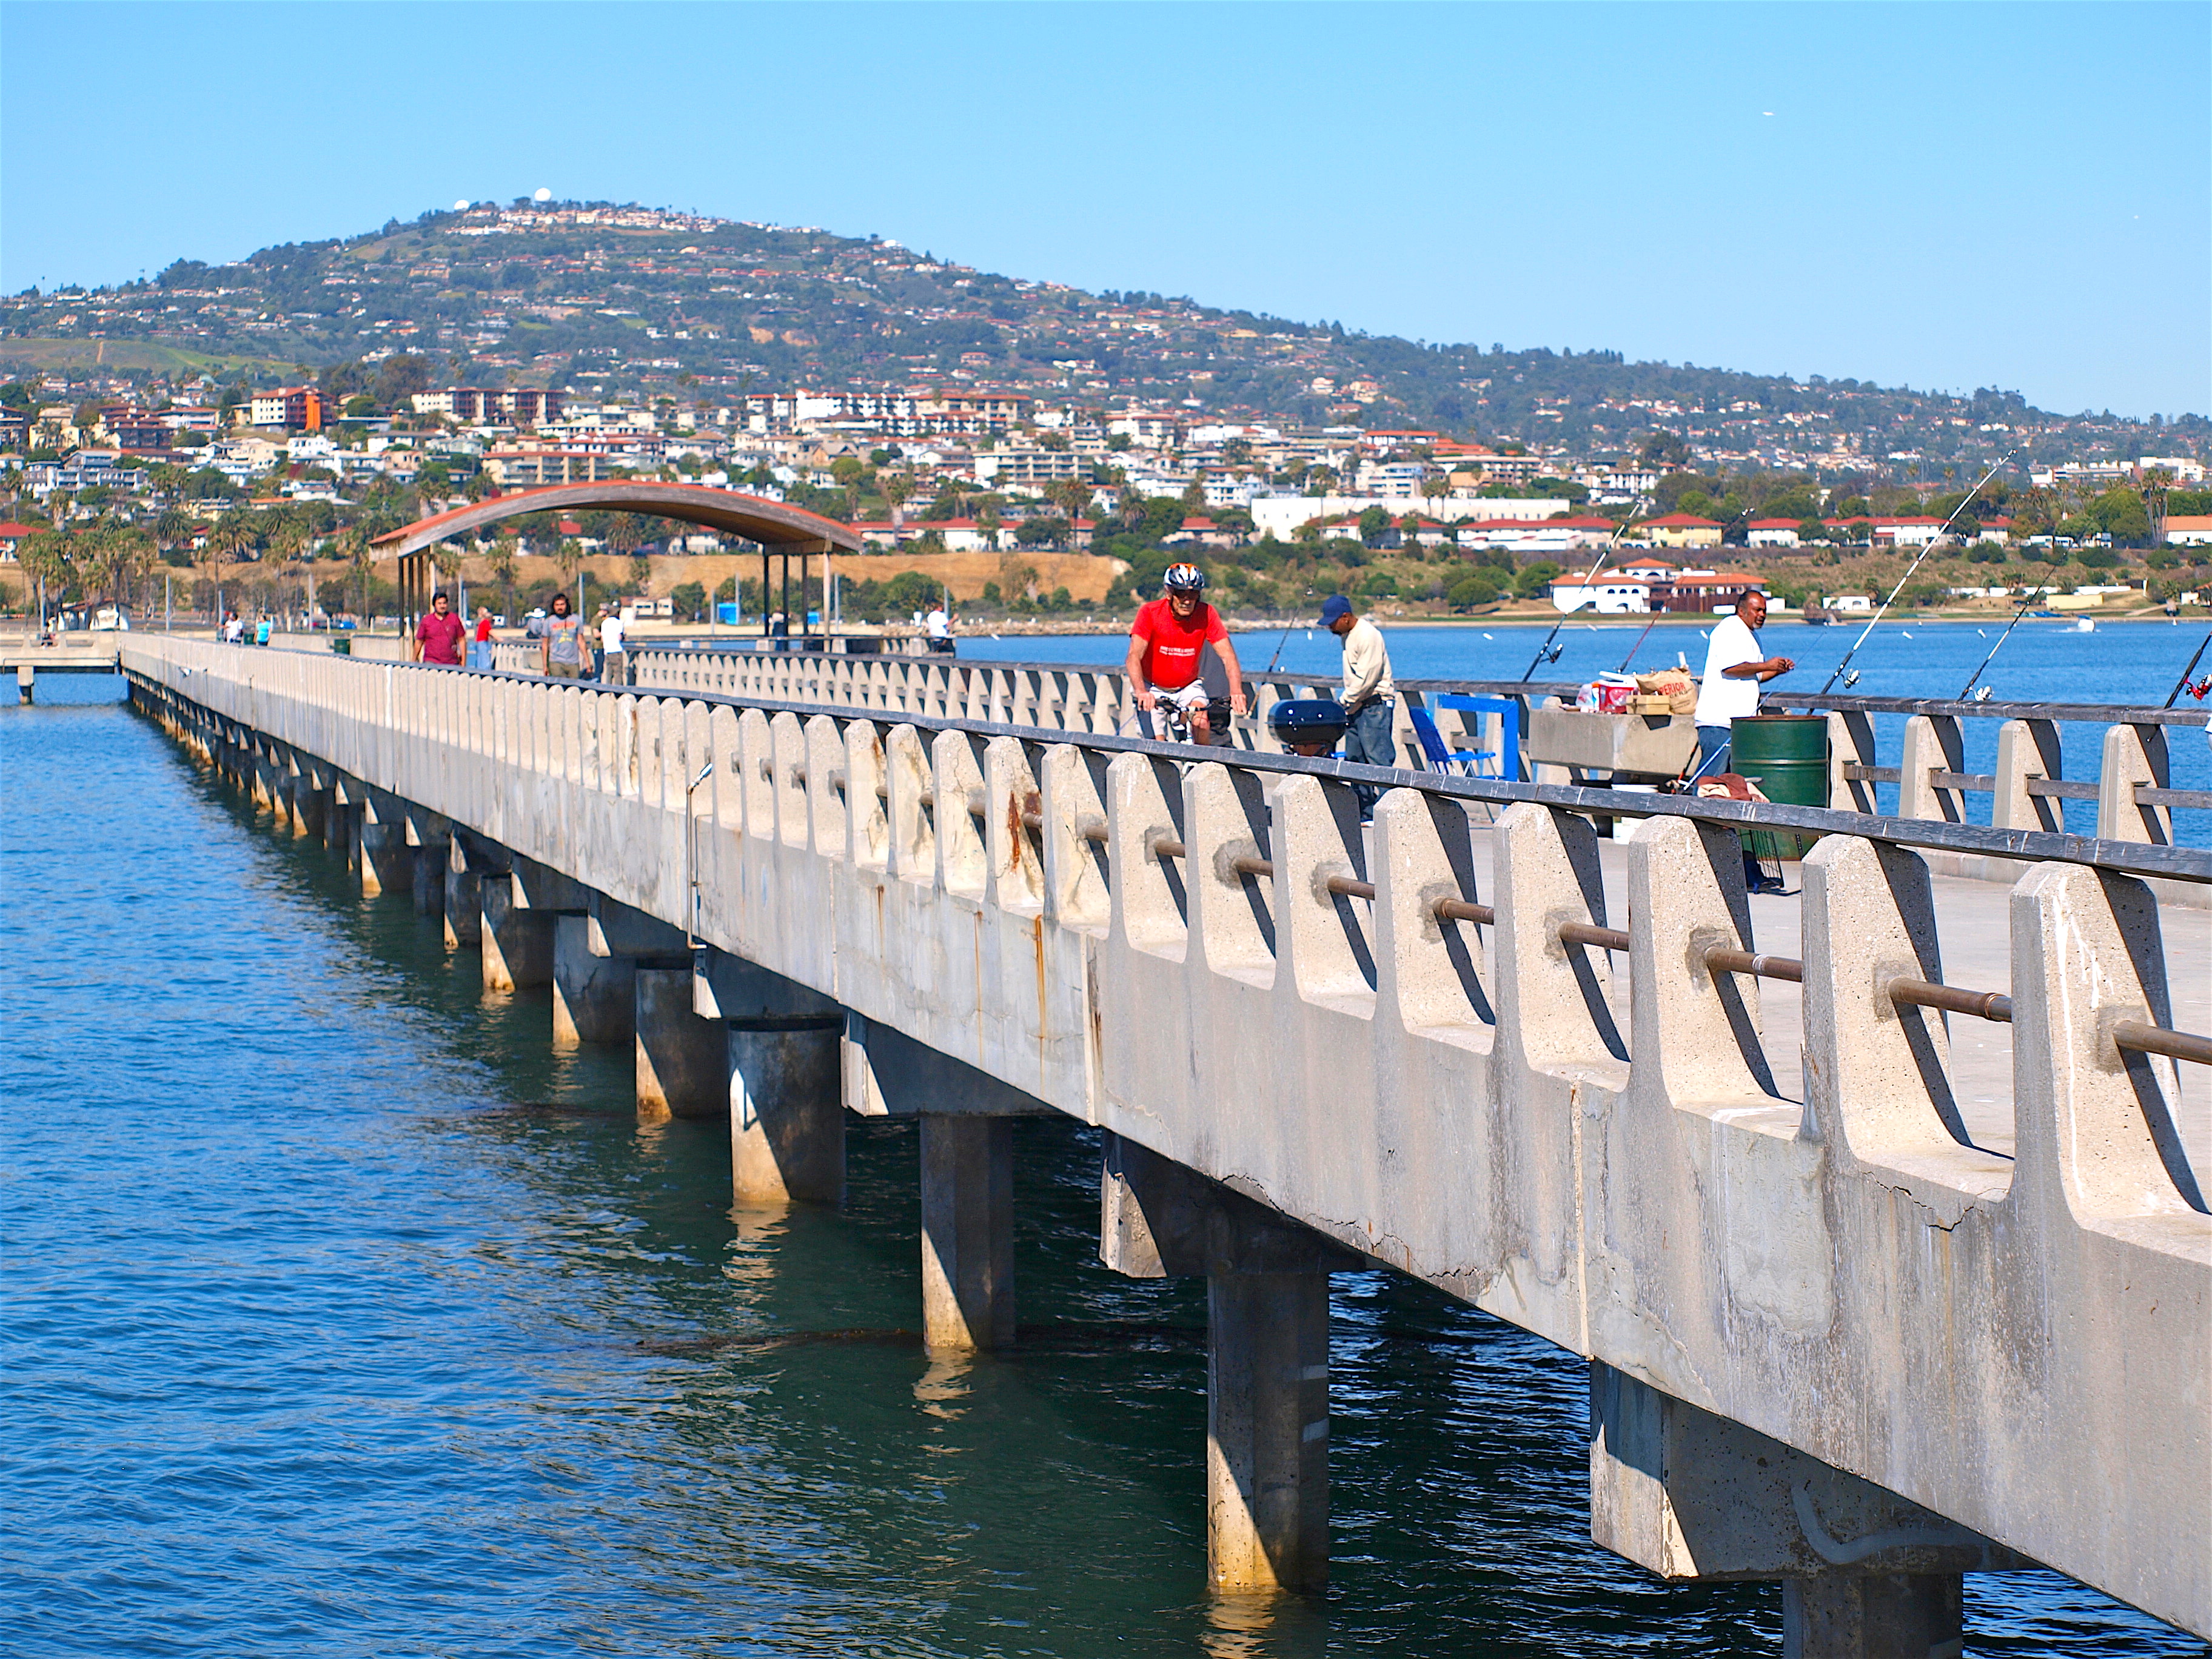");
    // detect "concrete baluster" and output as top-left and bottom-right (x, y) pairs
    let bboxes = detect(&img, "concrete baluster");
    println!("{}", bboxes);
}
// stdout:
(1037, 742), (1110, 932)
(1272, 771), (1373, 1009)
(736, 706), (774, 839)
(1186, 761), (1277, 990)
(1897, 714), (1965, 823)
(2096, 722), (2170, 845)
(884, 723), (936, 887)
(1369, 785), (1493, 1040)
(1623, 815), (1774, 1101)
(1489, 801), (1627, 1078)
(842, 719), (890, 873)
(1107, 749), (1191, 962)
(1992, 717), (2064, 832)
(982, 735), (1045, 918)
(1824, 709), (1880, 813)
(769, 711), (808, 848)
(1798, 836), (2008, 1202)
